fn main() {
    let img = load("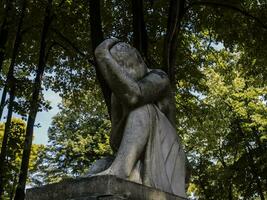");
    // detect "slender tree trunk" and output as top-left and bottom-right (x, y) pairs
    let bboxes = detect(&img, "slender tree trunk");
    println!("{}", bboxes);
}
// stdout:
(0, 0), (12, 72)
(9, 174), (17, 200)
(0, 83), (15, 199)
(236, 120), (265, 200)
(89, 0), (111, 117)
(228, 184), (233, 200)
(198, 165), (210, 200)
(245, 148), (265, 200)
(0, 0), (25, 121)
(0, 0), (26, 197)
(14, 1), (52, 199)
(131, 0), (148, 58)
(163, 0), (185, 85)
(0, 86), (7, 120)
(218, 147), (233, 200)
